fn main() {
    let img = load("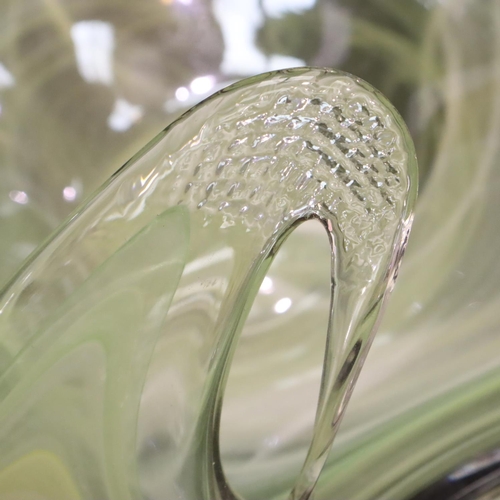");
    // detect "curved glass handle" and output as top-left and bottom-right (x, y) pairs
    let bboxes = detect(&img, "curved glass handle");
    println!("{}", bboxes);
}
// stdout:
(0, 68), (417, 500)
